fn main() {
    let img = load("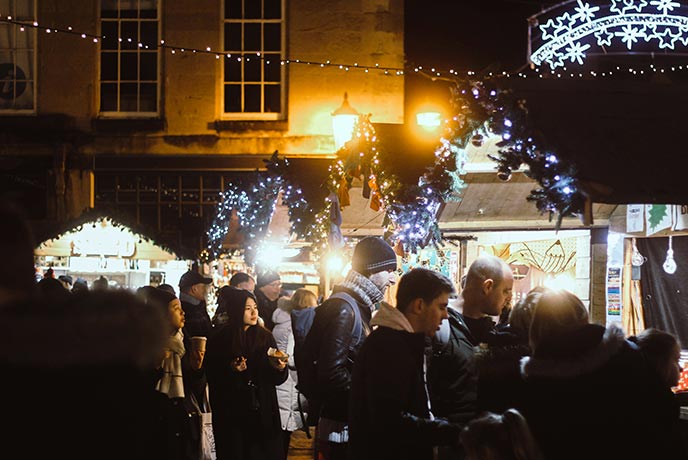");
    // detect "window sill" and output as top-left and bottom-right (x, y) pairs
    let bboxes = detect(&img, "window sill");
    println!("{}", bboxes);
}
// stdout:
(92, 117), (165, 133)
(212, 120), (288, 132)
